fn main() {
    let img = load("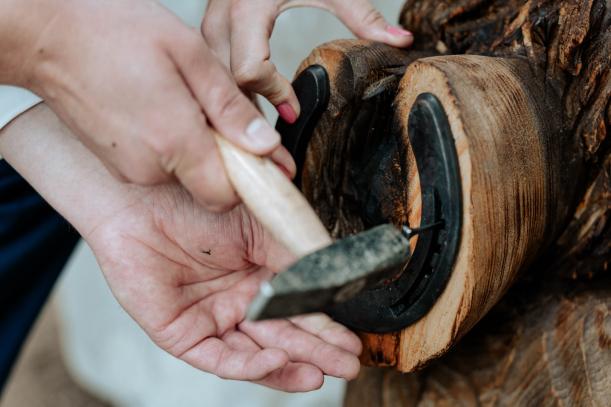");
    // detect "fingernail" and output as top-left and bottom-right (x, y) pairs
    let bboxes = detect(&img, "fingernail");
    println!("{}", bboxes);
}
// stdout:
(245, 118), (280, 150)
(386, 25), (412, 37)
(276, 102), (298, 124)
